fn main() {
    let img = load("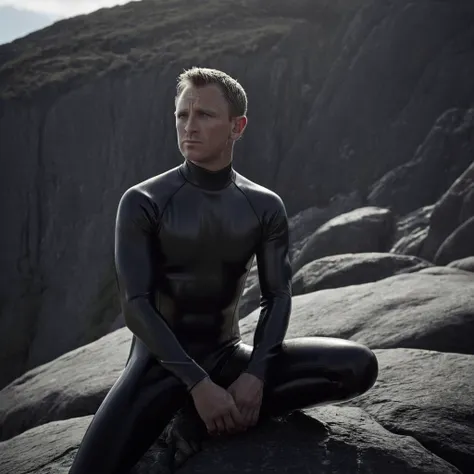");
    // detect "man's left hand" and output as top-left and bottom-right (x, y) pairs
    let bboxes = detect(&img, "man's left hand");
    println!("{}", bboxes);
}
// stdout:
(226, 372), (264, 430)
